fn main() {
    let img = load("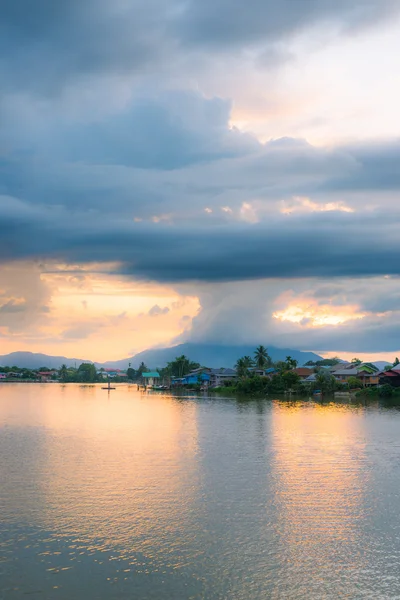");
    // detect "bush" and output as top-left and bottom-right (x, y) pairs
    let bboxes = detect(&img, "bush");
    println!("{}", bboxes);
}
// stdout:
(236, 375), (269, 395)
(379, 384), (394, 398)
(348, 376), (363, 389)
